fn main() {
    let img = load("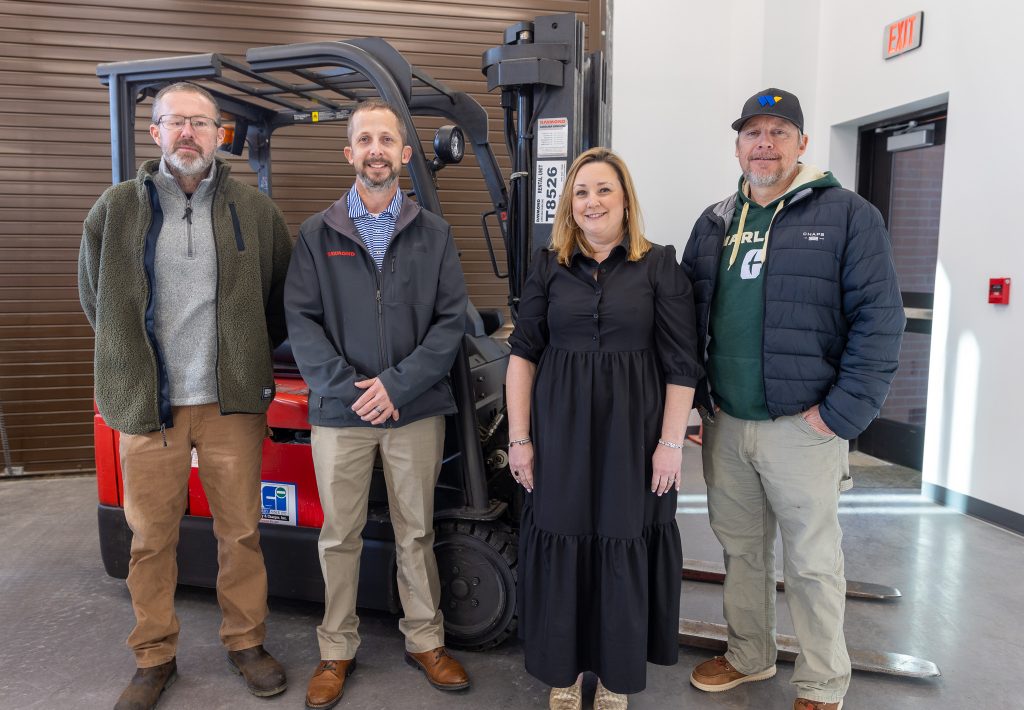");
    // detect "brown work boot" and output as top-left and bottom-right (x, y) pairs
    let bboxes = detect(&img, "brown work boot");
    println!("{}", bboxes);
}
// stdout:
(548, 678), (582, 710)
(305, 659), (356, 710)
(114, 658), (177, 710)
(403, 646), (470, 691)
(227, 644), (287, 697)
(594, 679), (628, 709)
(795, 699), (844, 710)
(690, 655), (776, 692)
